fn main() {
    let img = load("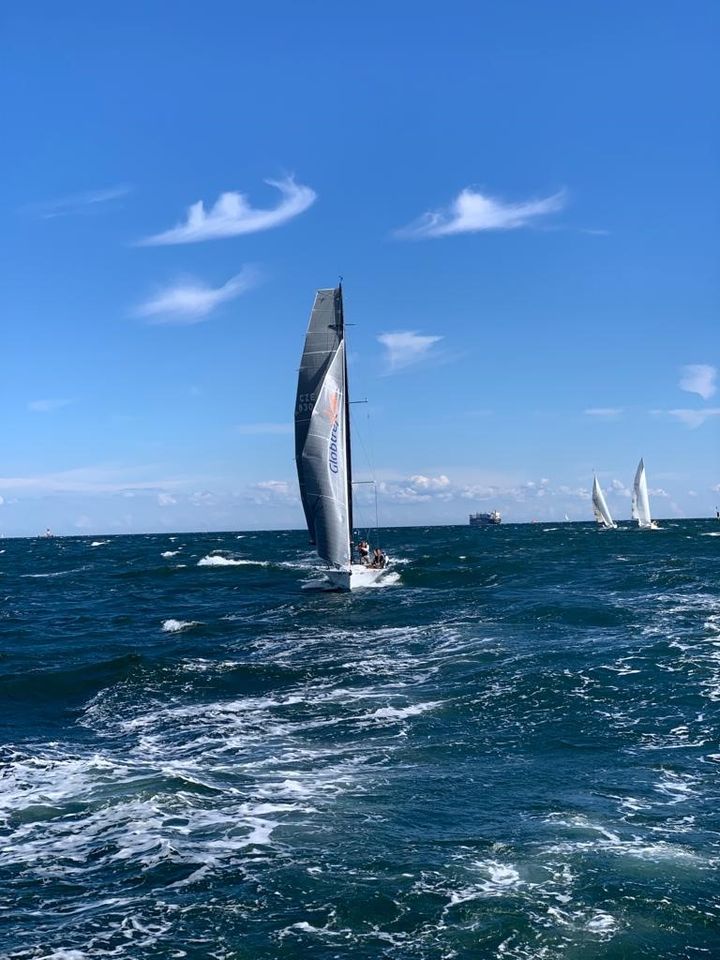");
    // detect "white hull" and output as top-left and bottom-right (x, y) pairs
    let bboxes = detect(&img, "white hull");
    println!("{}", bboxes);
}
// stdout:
(303, 563), (390, 591)
(329, 563), (389, 590)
